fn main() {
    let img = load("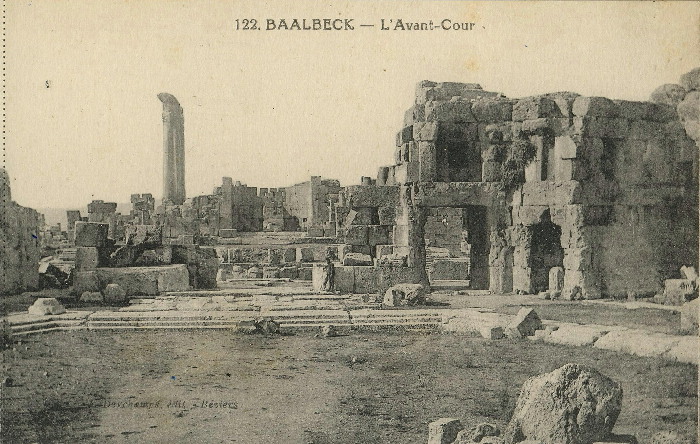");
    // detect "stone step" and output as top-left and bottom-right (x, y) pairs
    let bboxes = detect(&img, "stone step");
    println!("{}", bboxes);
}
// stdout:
(11, 320), (85, 333)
